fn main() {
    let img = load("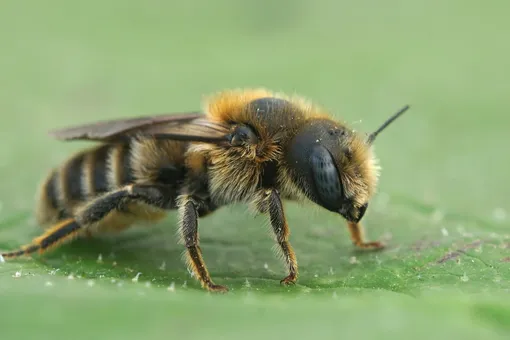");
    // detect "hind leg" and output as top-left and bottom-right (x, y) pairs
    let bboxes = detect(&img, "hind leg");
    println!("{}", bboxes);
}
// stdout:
(1, 184), (175, 258)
